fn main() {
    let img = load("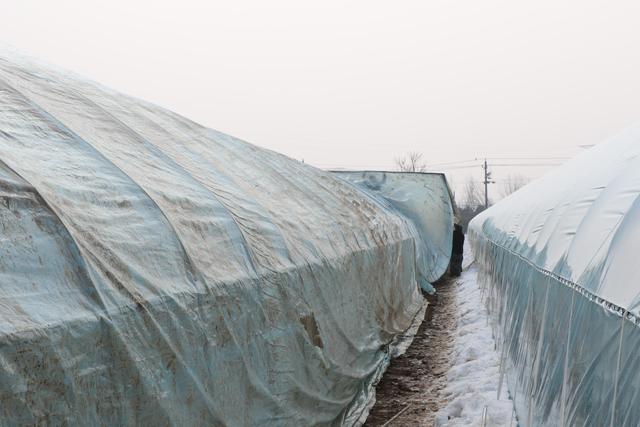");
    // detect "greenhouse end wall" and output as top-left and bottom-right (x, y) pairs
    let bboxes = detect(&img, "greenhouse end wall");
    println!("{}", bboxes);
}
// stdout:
(332, 171), (455, 289)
